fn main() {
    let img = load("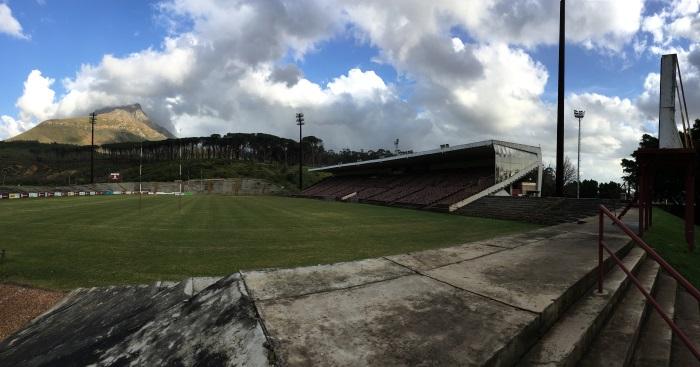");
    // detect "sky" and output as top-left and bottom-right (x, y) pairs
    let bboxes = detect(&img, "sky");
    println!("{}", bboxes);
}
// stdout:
(0, 0), (699, 182)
